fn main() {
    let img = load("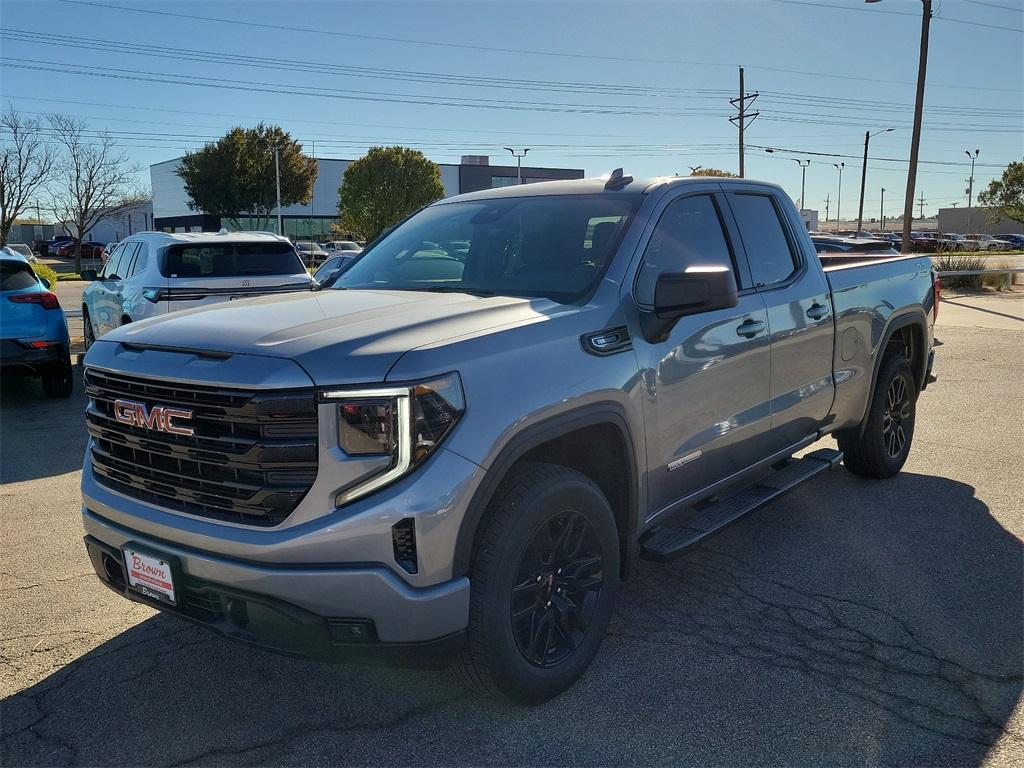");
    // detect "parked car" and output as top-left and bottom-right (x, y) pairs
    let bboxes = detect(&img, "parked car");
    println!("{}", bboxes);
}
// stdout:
(964, 234), (1012, 251)
(34, 235), (73, 258)
(995, 233), (1024, 249)
(5, 243), (37, 262)
(80, 175), (937, 703)
(294, 240), (329, 267)
(55, 241), (106, 259)
(323, 240), (363, 254)
(312, 253), (358, 285)
(80, 231), (314, 349)
(937, 233), (978, 252)
(1, 251), (73, 397)
(810, 235), (899, 256)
